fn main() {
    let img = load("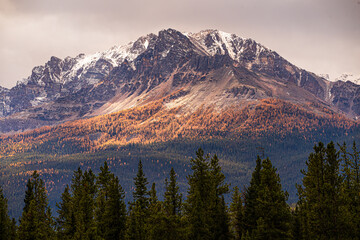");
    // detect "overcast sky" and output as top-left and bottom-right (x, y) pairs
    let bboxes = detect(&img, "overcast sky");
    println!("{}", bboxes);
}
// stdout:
(0, 0), (359, 88)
